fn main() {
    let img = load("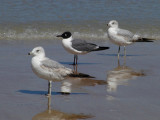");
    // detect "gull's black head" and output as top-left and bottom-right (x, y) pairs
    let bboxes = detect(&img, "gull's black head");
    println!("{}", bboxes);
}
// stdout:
(56, 31), (72, 39)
